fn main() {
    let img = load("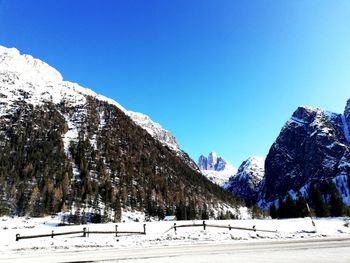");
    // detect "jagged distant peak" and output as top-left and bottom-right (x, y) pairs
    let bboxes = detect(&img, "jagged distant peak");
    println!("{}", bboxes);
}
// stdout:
(198, 151), (233, 172)
(197, 151), (237, 187)
(207, 151), (218, 170)
(345, 98), (350, 119)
